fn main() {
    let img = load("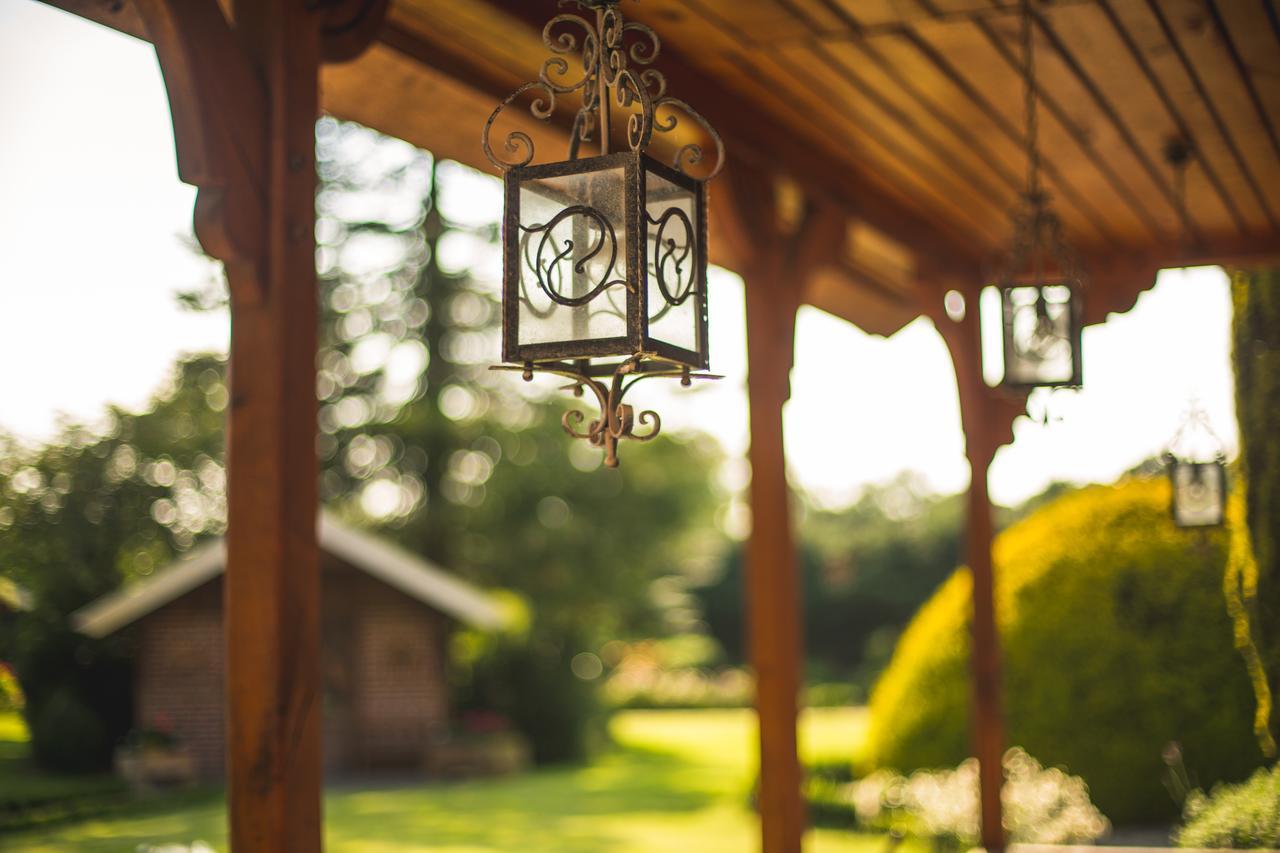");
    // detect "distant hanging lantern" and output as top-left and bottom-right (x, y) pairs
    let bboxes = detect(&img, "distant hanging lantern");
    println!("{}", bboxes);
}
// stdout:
(483, 0), (724, 467)
(1165, 404), (1228, 529)
(988, 0), (1084, 390)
